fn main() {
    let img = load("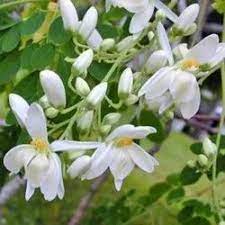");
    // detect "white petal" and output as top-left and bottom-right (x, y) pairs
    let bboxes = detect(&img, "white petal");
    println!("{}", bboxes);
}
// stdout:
(169, 71), (198, 103)
(79, 6), (98, 40)
(9, 94), (29, 128)
(128, 143), (158, 173)
(3, 145), (36, 174)
(67, 155), (91, 178)
(40, 70), (66, 109)
(40, 153), (61, 201)
(210, 43), (225, 67)
(87, 29), (103, 50)
(105, 0), (112, 12)
(109, 148), (134, 181)
(138, 67), (174, 98)
(25, 154), (49, 188)
(83, 144), (112, 180)
(157, 23), (174, 65)
(114, 179), (123, 191)
(184, 34), (219, 64)
(51, 140), (100, 152)
(177, 4), (199, 28)
(25, 182), (35, 201)
(179, 83), (201, 119)
(117, 0), (149, 13)
(25, 103), (48, 140)
(129, 3), (154, 34)
(154, 0), (179, 23)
